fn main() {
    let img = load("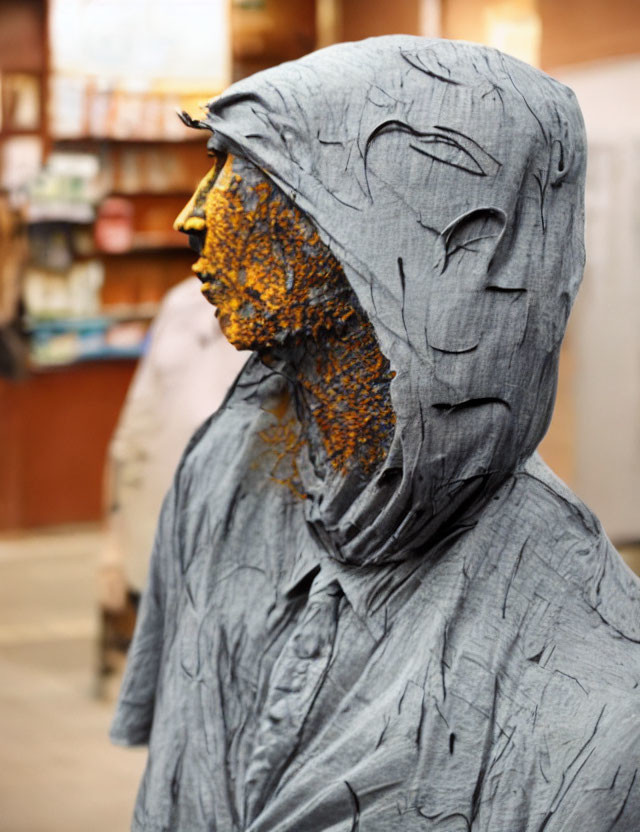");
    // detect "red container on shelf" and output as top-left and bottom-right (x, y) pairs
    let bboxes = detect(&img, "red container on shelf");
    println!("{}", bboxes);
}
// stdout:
(94, 197), (134, 253)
